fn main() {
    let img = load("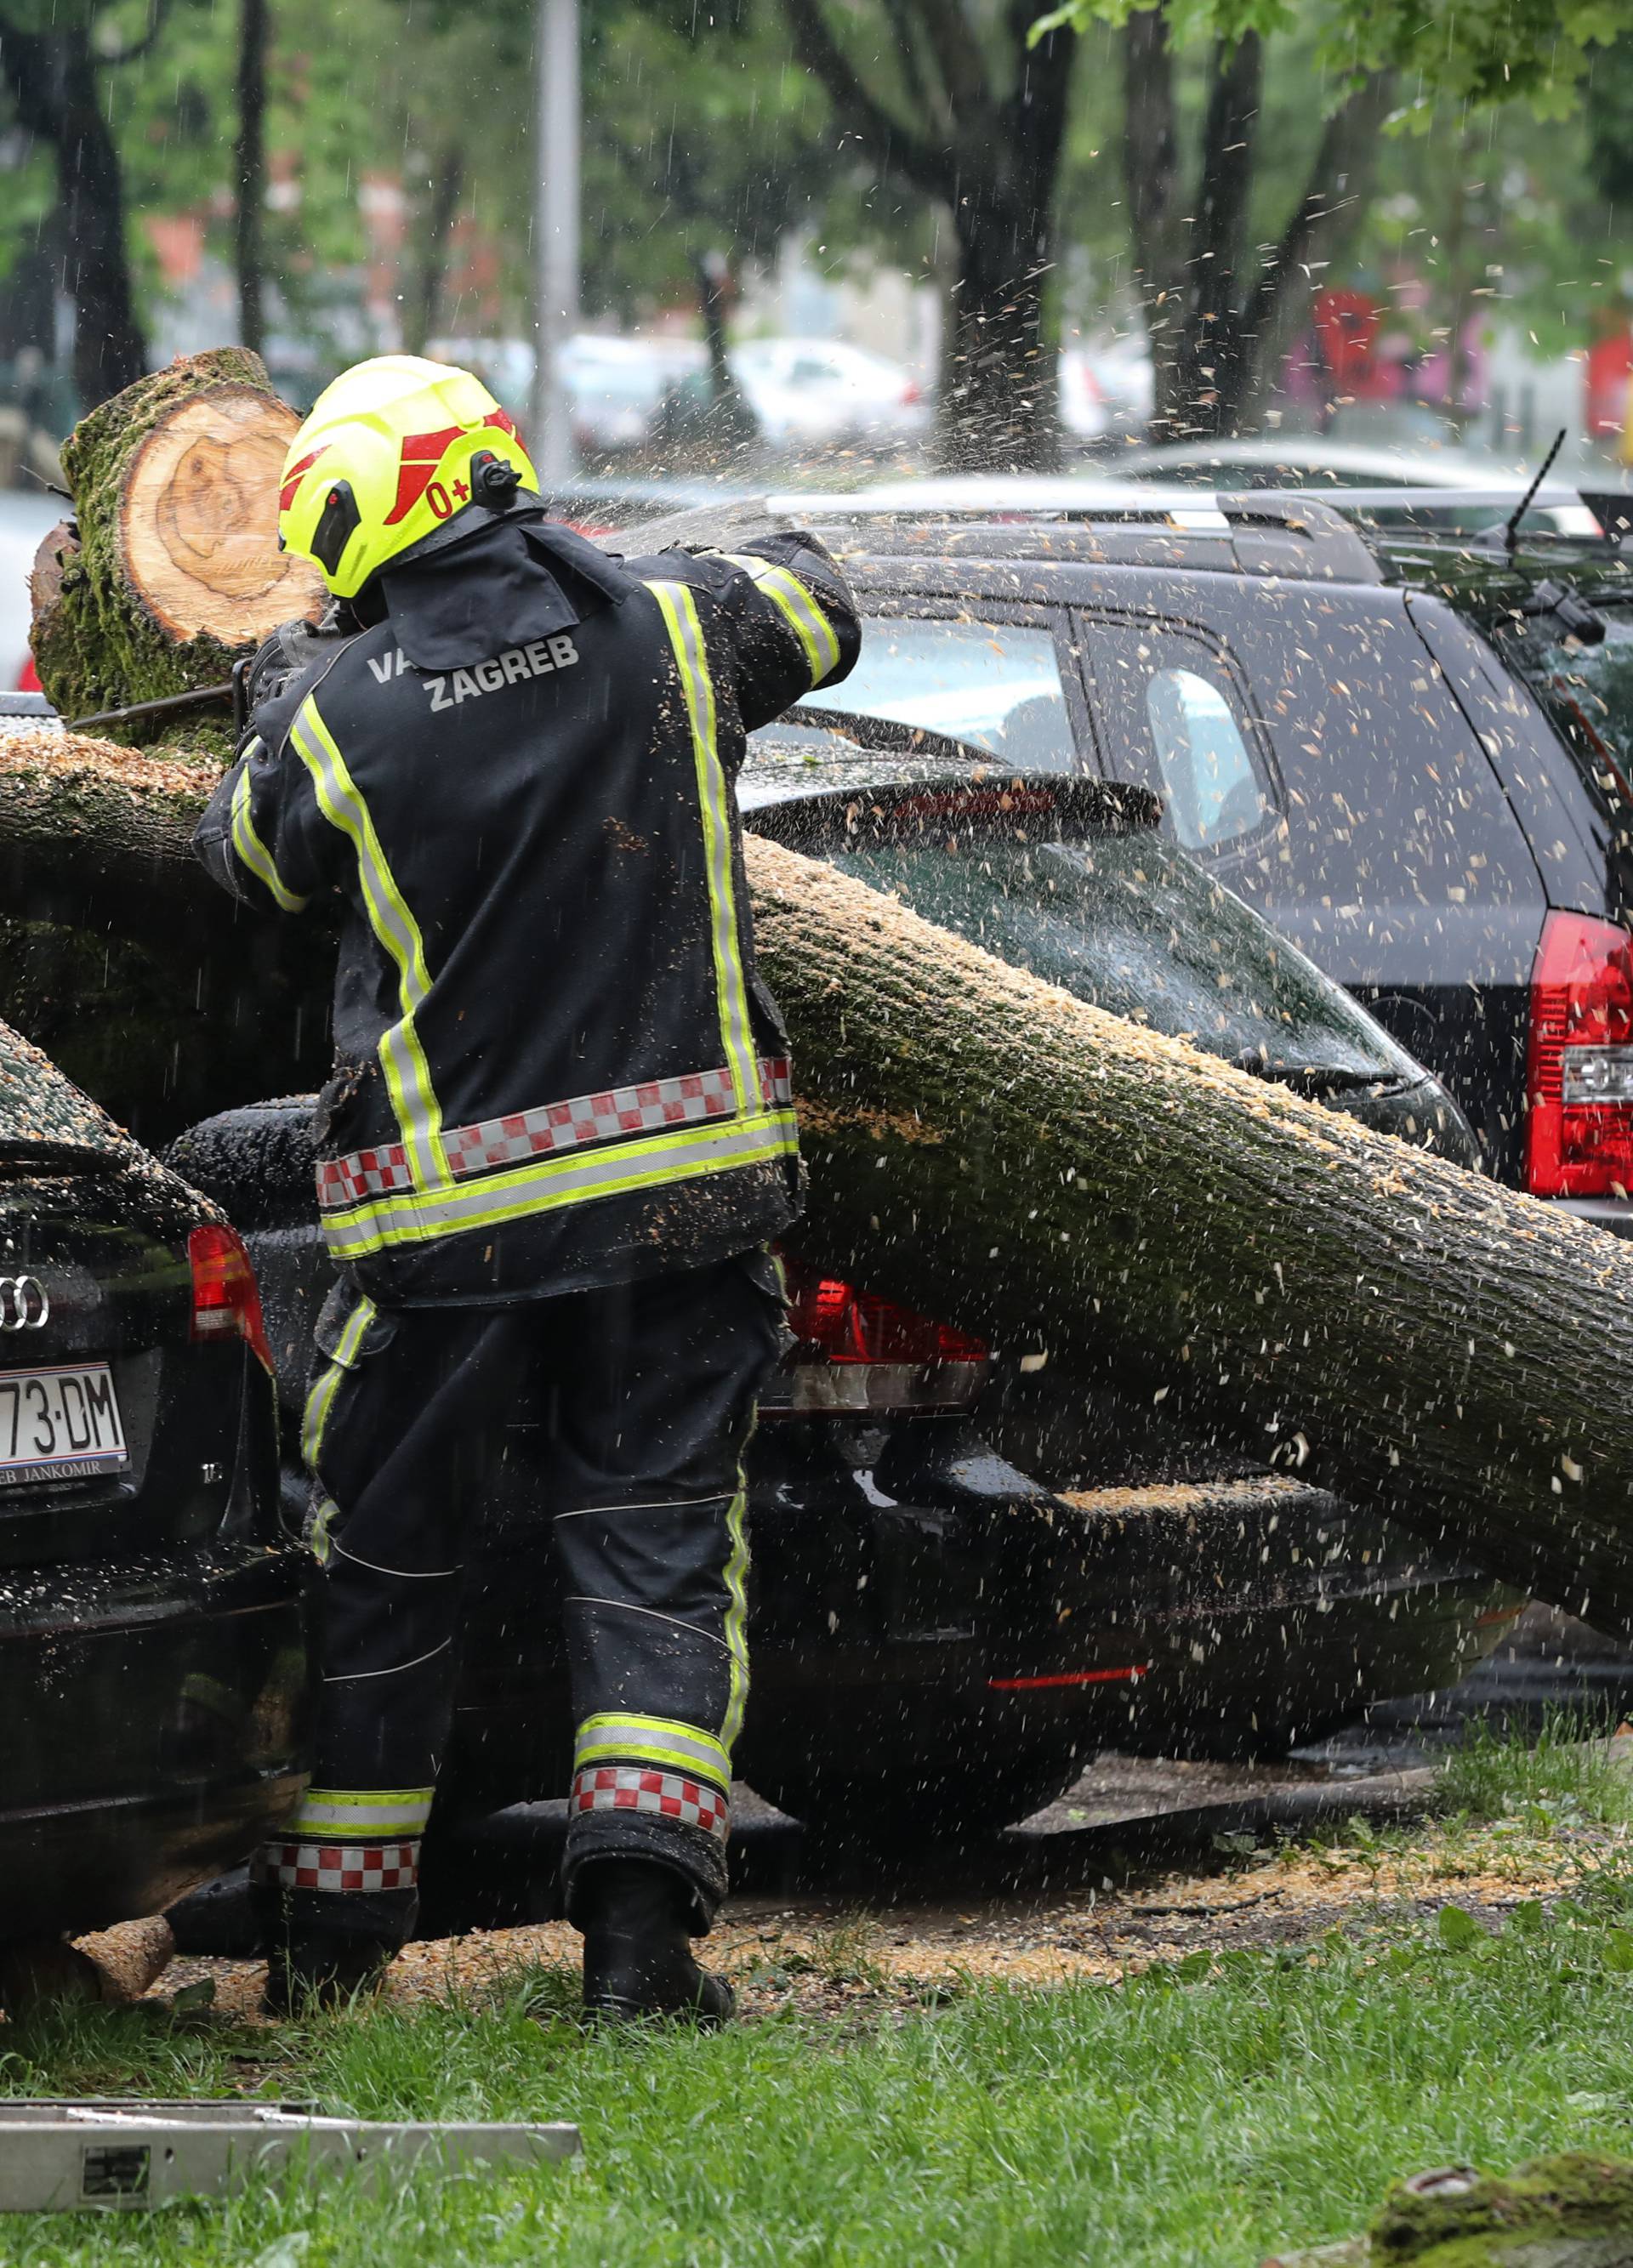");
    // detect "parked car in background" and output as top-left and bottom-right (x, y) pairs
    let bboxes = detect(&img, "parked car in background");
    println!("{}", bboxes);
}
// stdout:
(167, 695), (1512, 1845)
(728, 337), (930, 449)
(1111, 433), (1574, 497)
(1060, 334), (1155, 442)
(0, 1018), (305, 1957)
(559, 333), (707, 458)
(428, 333), (709, 461)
